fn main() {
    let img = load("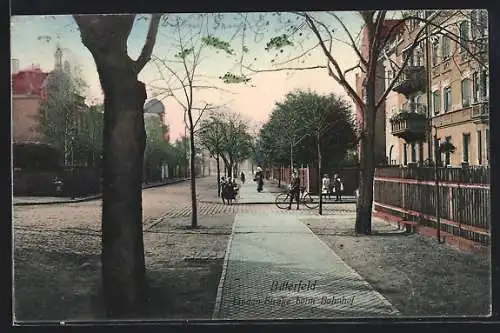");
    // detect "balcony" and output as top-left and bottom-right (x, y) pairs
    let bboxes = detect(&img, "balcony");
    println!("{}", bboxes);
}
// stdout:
(392, 66), (426, 96)
(471, 101), (489, 123)
(390, 103), (428, 142)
